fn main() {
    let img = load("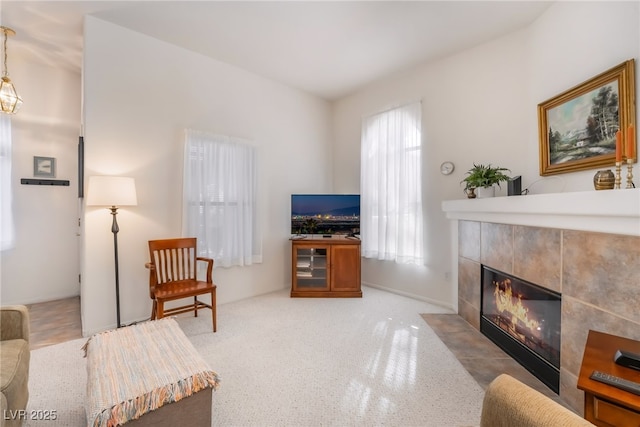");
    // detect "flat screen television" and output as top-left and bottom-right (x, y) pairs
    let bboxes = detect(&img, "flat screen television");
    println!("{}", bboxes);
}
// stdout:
(291, 194), (360, 236)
